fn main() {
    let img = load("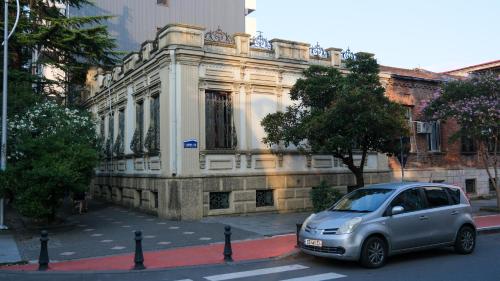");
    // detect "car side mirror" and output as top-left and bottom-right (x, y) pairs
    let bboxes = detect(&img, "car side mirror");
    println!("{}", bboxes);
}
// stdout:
(391, 206), (404, 216)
